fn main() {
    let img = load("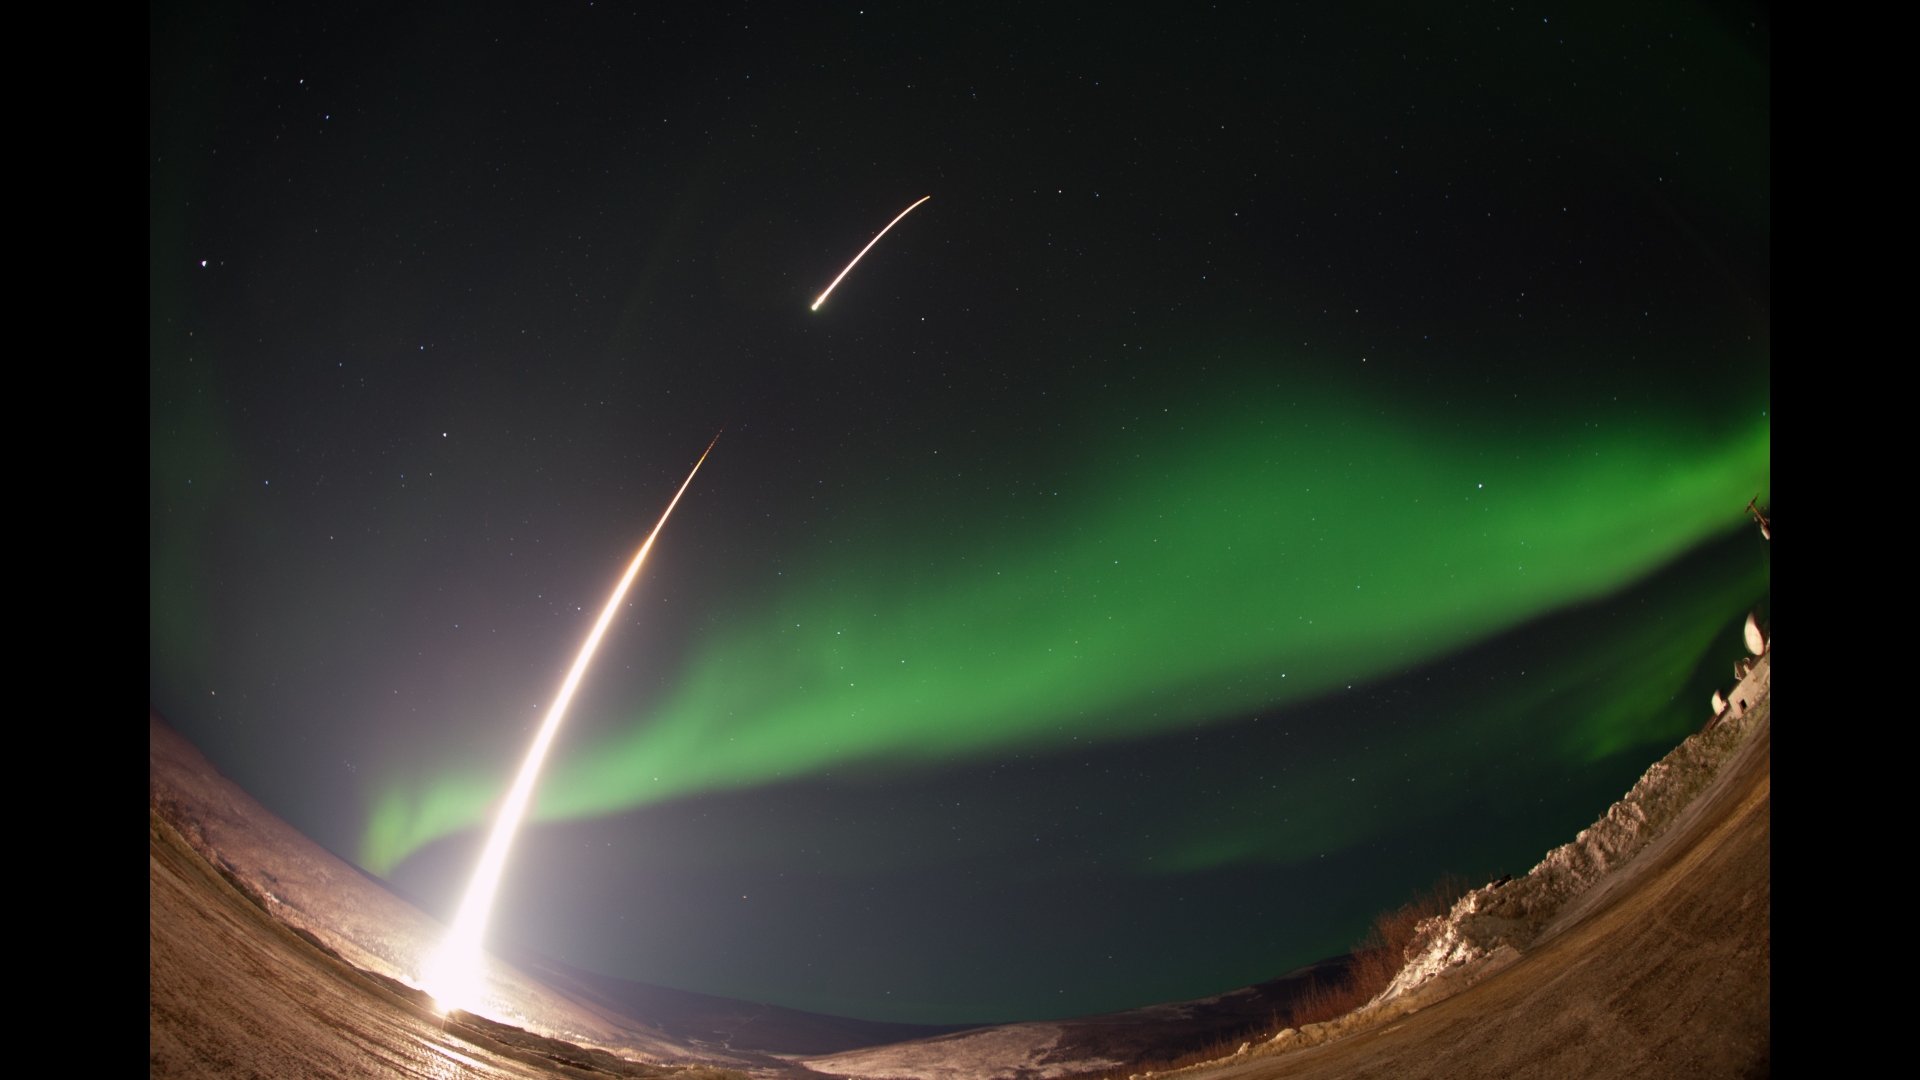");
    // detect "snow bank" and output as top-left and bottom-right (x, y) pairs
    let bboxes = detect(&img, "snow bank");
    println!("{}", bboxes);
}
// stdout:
(1375, 649), (1772, 1006)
